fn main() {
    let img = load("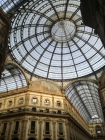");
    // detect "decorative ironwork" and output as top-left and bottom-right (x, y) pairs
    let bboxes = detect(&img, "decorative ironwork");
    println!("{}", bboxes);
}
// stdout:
(0, 63), (27, 93)
(8, 0), (105, 81)
(65, 80), (104, 123)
